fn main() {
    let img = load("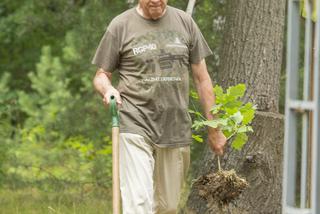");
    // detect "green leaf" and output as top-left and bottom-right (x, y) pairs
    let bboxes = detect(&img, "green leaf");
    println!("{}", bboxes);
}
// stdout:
(203, 118), (228, 128)
(226, 84), (246, 98)
(231, 133), (248, 150)
(210, 104), (222, 115)
(188, 109), (203, 118)
(190, 90), (199, 99)
(225, 107), (239, 115)
(203, 120), (219, 128)
(192, 120), (204, 130)
(222, 130), (234, 139)
(223, 123), (234, 132)
(238, 125), (253, 133)
(230, 111), (243, 124)
(213, 85), (224, 104)
(214, 85), (223, 97)
(225, 100), (242, 109)
(240, 103), (256, 125)
(192, 134), (203, 143)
